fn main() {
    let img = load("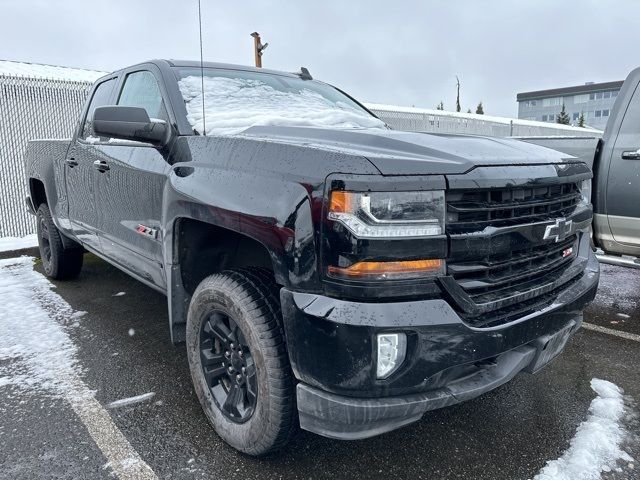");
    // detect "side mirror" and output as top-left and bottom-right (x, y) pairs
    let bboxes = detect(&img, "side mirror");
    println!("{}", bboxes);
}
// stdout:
(92, 106), (167, 145)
